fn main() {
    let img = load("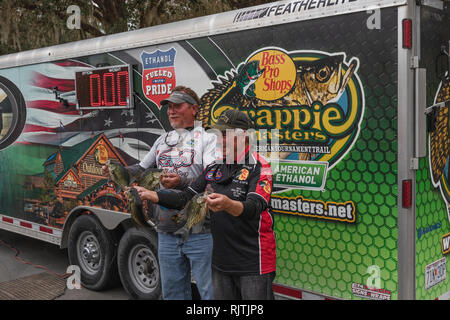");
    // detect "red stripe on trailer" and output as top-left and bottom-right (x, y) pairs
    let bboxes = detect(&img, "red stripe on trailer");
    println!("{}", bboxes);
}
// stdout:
(39, 226), (53, 234)
(20, 221), (32, 228)
(273, 284), (303, 299)
(2, 217), (13, 224)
